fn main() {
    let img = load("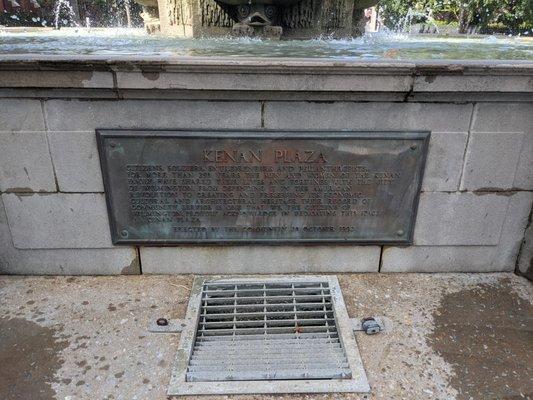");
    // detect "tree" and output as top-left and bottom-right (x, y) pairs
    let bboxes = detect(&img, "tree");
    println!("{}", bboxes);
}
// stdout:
(378, 0), (533, 33)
